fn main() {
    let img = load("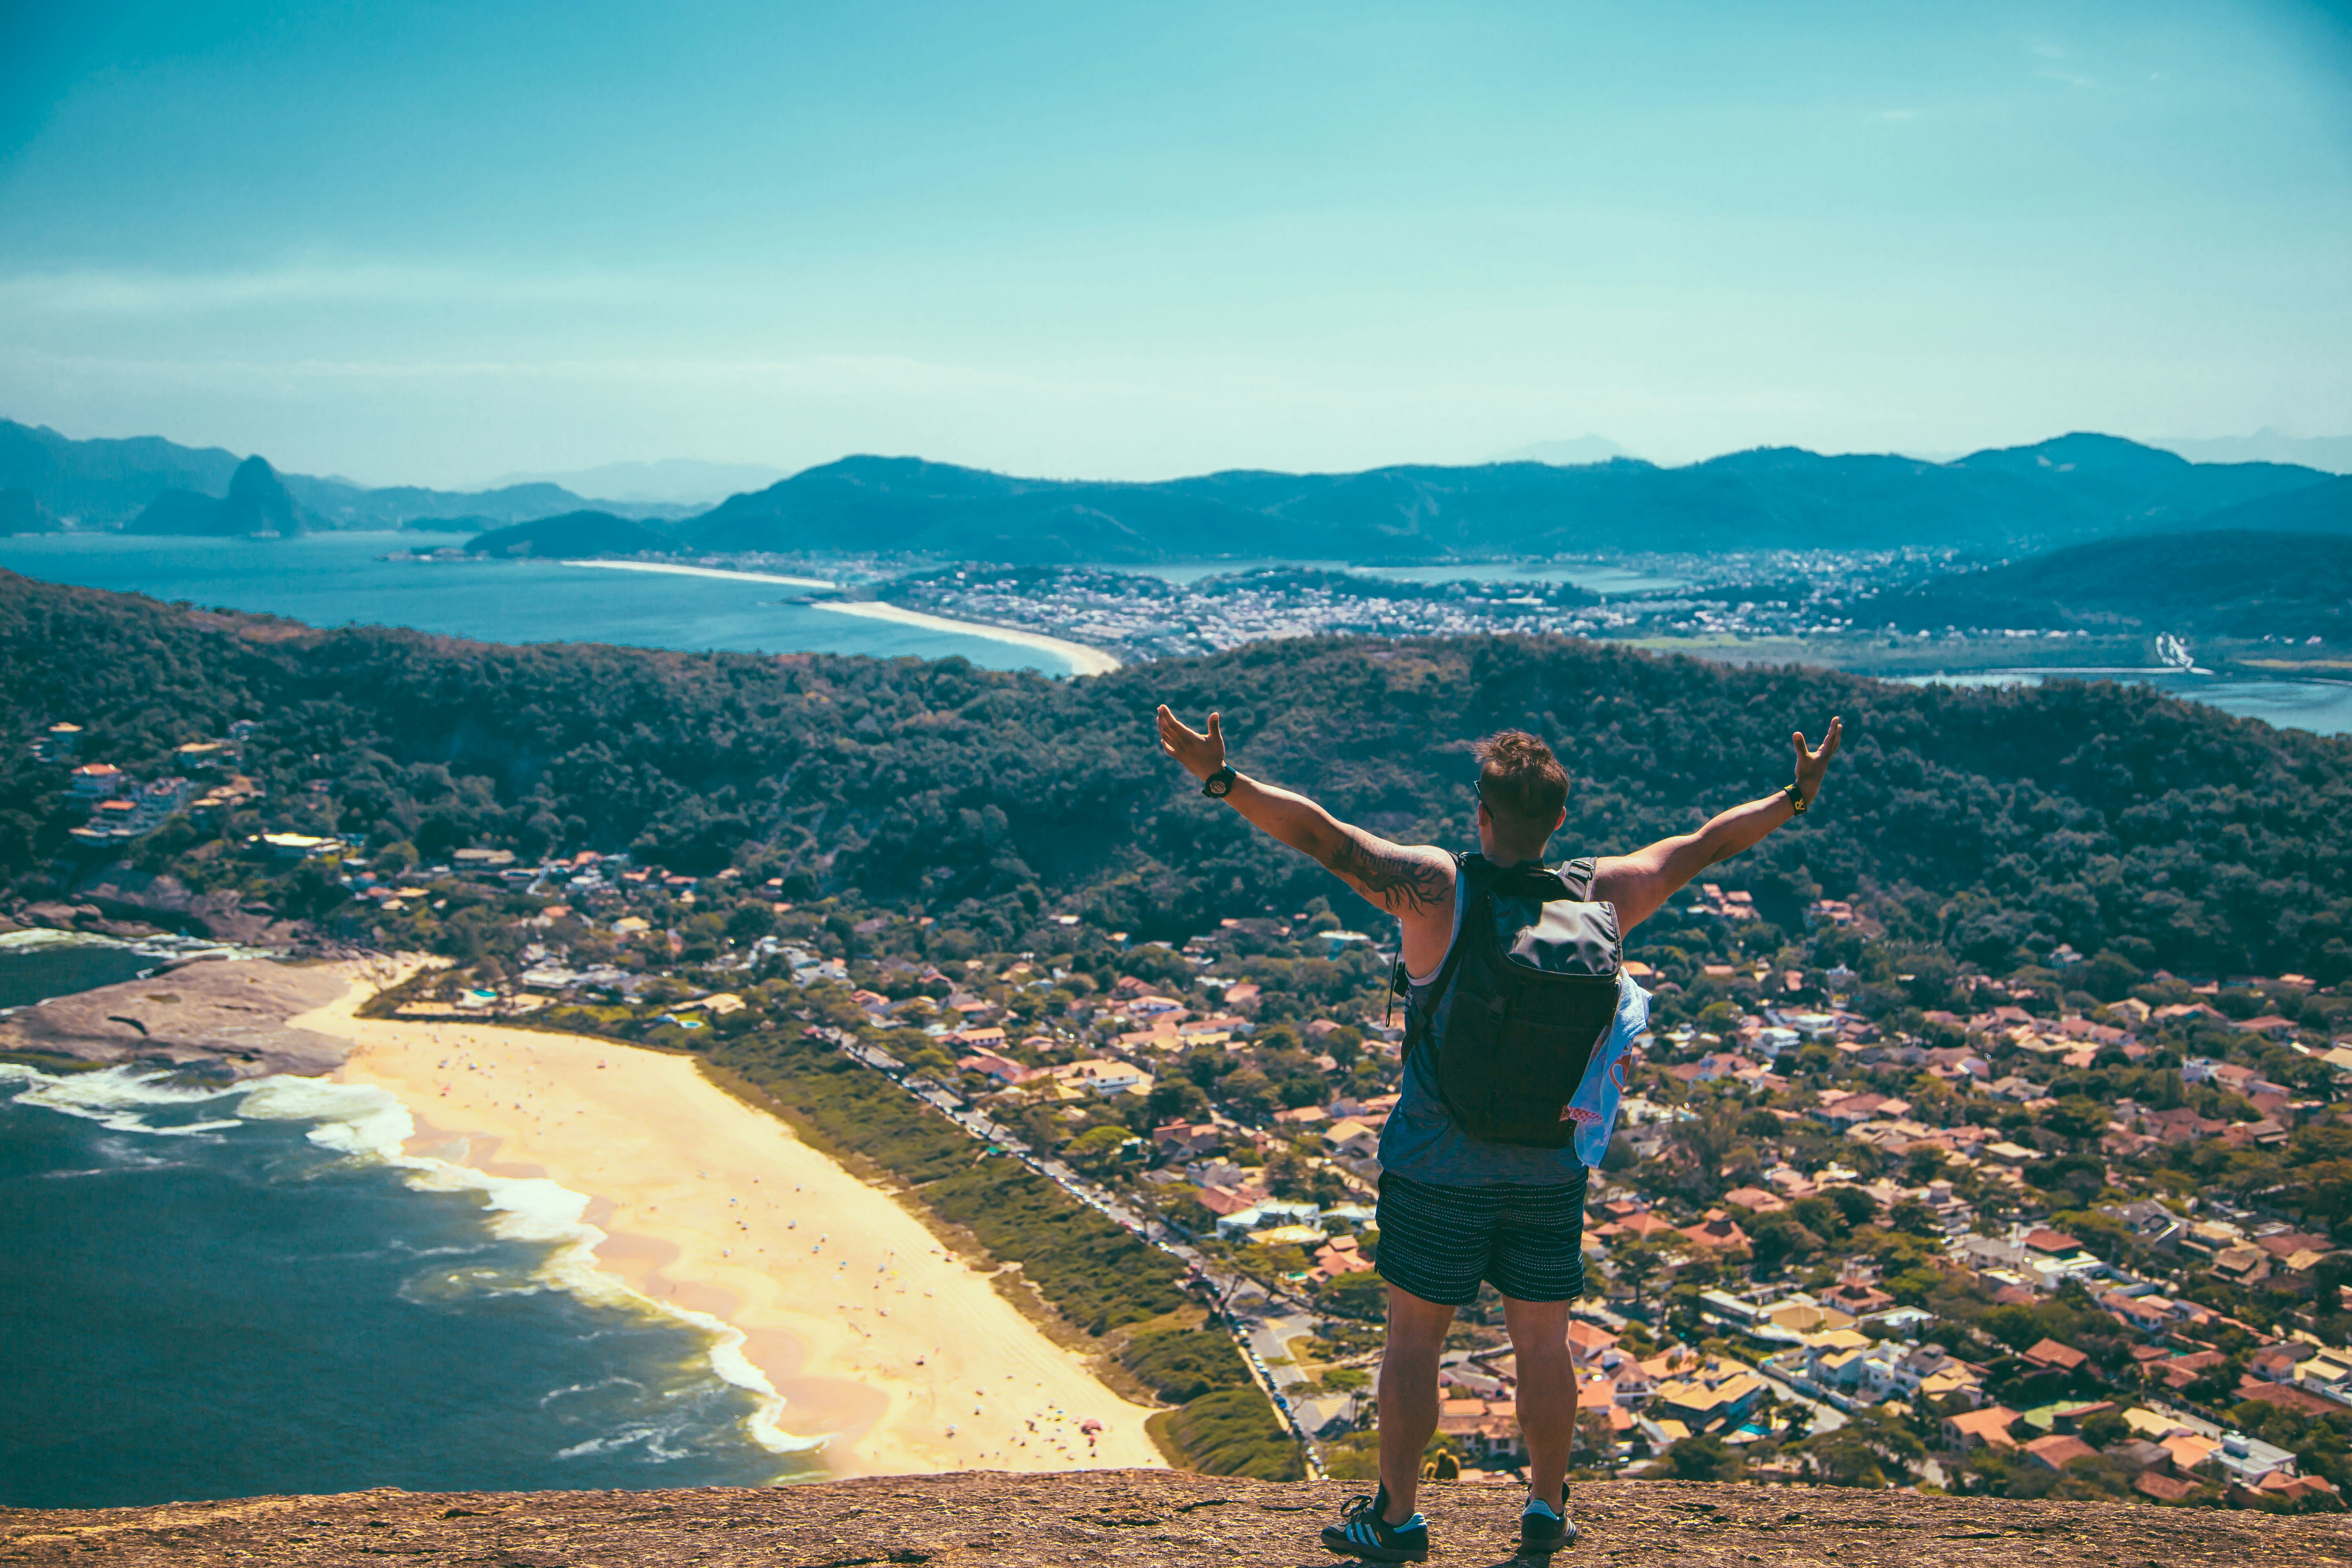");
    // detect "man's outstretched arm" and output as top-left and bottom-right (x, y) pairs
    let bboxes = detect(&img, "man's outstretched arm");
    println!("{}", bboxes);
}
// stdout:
(1155, 706), (1454, 928)
(1590, 717), (1844, 932)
